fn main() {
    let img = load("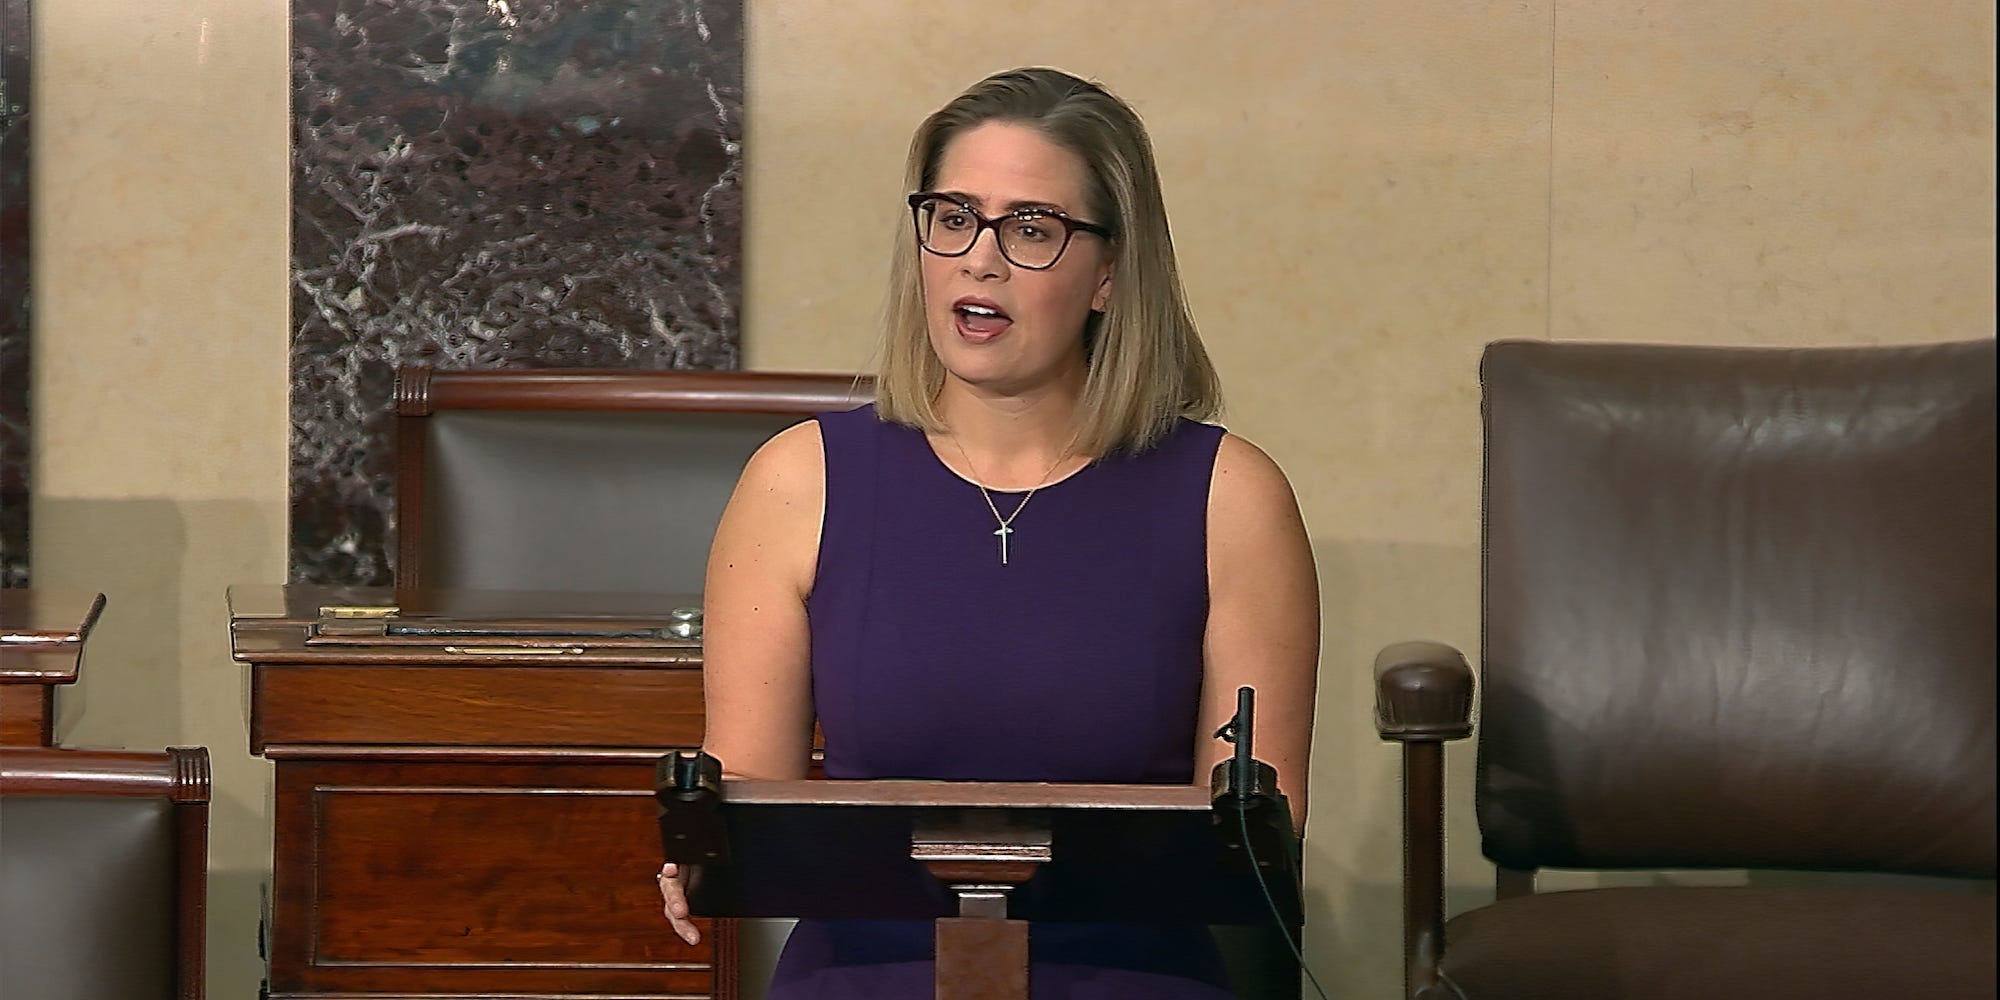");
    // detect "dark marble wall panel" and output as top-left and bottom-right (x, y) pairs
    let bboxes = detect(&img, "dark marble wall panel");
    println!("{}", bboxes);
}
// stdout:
(0, 0), (30, 588)
(290, 0), (742, 585)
